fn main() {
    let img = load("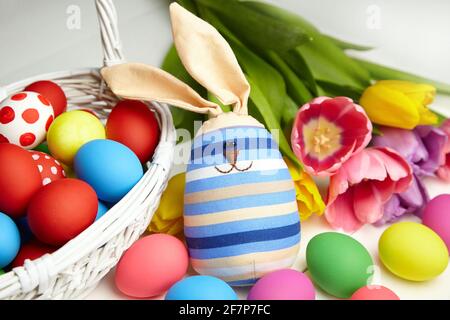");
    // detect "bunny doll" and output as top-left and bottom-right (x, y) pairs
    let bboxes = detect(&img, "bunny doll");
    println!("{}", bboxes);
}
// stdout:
(101, 3), (300, 286)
